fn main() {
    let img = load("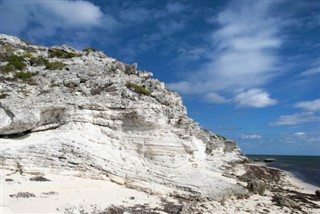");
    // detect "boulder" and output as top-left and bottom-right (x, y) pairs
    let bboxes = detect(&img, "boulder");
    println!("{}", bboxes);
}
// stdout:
(272, 195), (298, 208)
(247, 180), (266, 195)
